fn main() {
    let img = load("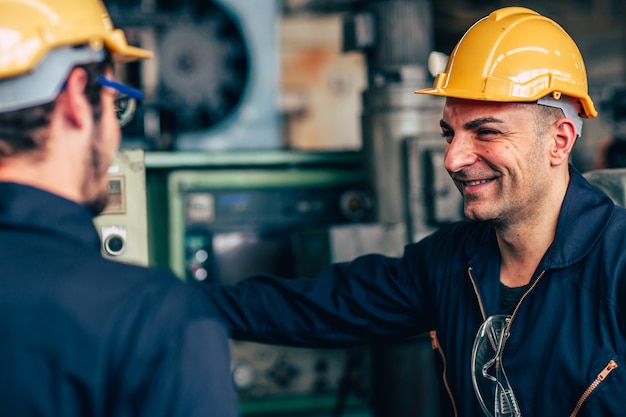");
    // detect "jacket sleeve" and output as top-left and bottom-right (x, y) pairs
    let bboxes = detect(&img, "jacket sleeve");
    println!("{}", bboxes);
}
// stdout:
(112, 283), (239, 417)
(193, 248), (434, 348)
(140, 318), (239, 417)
